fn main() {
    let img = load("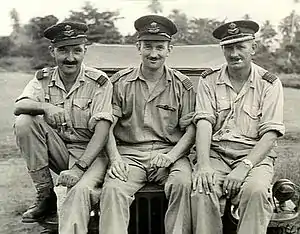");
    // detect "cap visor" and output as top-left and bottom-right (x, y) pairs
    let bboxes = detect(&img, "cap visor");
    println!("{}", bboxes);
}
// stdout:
(220, 35), (254, 46)
(52, 38), (87, 47)
(138, 34), (171, 41)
